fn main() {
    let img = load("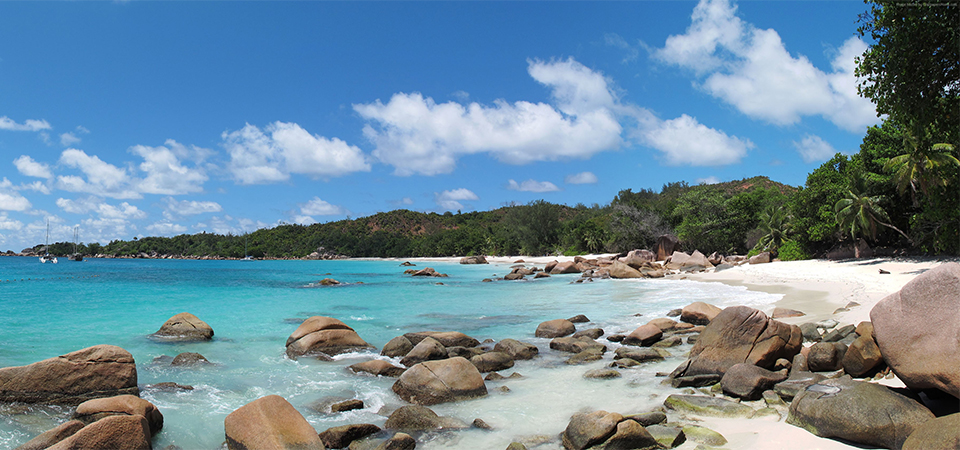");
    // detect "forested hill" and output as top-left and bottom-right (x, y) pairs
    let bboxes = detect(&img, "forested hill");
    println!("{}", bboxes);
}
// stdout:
(33, 176), (808, 259)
